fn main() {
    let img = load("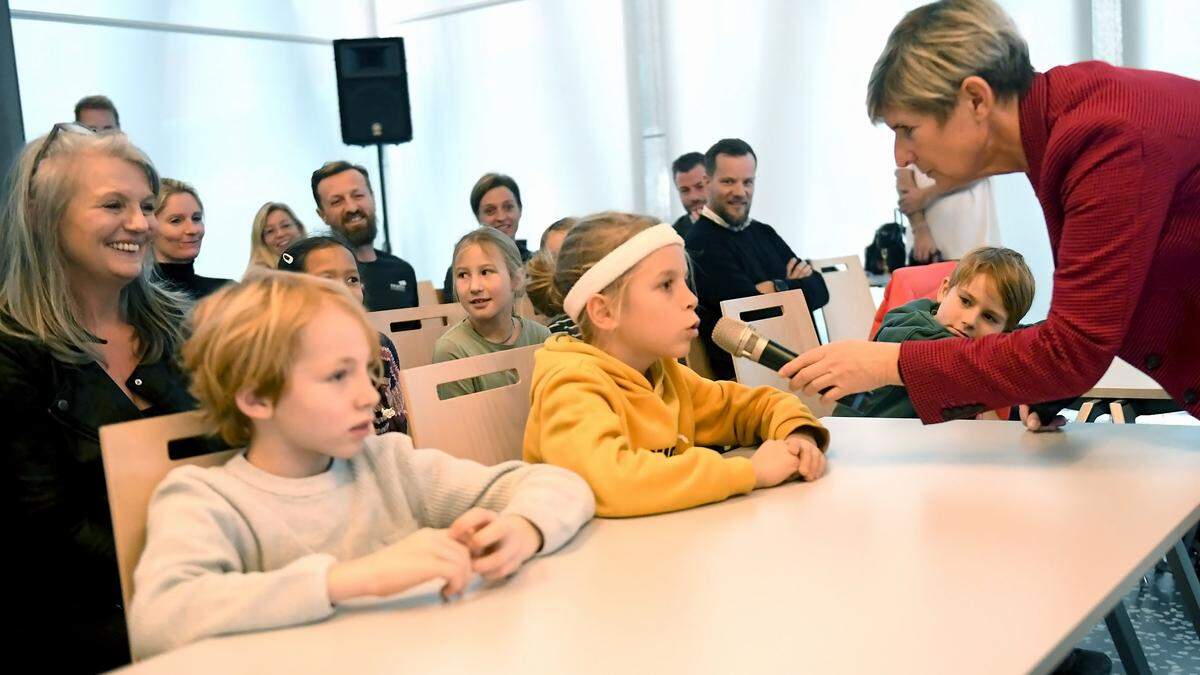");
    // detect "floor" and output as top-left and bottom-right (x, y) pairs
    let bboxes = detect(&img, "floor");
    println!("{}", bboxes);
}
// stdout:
(1075, 412), (1200, 674)
(1078, 564), (1200, 674)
